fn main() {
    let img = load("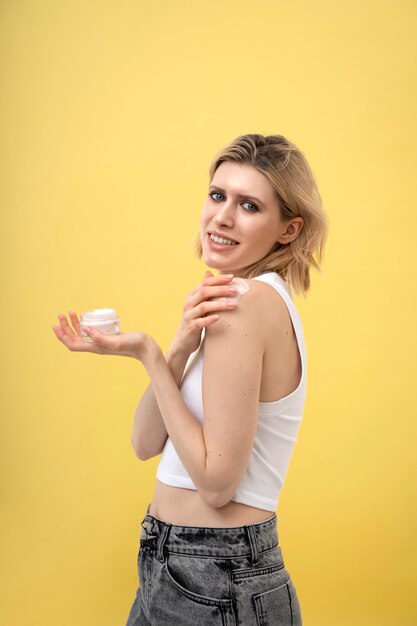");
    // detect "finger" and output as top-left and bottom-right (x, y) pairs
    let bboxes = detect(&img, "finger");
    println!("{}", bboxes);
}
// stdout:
(52, 323), (83, 351)
(52, 322), (102, 353)
(194, 300), (238, 318)
(194, 311), (230, 329)
(190, 273), (234, 296)
(200, 276), (236, 299)
(183, 300), (237, 329)
(54, 317), (77, 345)
(193, 275), (236, 300)
(185, 284), (238, 316)
(204, 314), (220, 327)
(197, 283), (239, 304)
(68, 310), (81, 335)
(82, 326), (119, 352)
(204, 273), (234, 284)
(57, 313), (78, 340)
